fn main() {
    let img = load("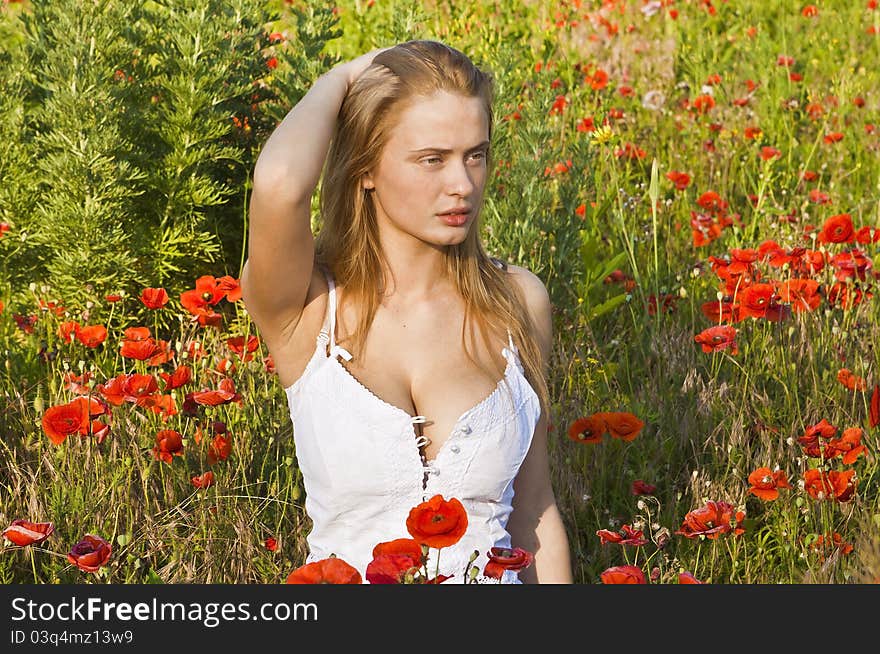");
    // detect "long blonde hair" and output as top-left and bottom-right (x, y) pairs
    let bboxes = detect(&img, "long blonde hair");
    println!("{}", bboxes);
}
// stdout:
(314, 40), (550, 418)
